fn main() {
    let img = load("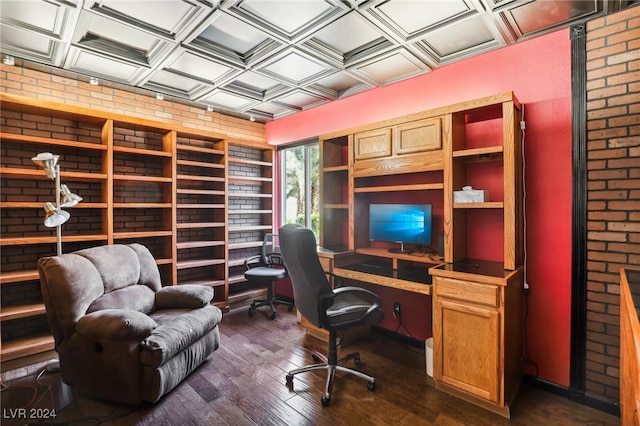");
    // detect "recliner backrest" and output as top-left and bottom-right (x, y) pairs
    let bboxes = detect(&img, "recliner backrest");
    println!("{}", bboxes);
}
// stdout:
(279, 224), (333, 328)
(38, 243), (161, 344)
